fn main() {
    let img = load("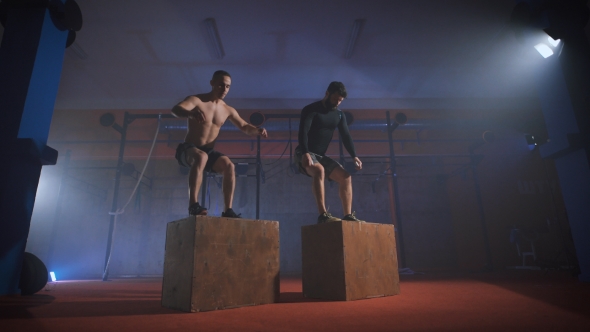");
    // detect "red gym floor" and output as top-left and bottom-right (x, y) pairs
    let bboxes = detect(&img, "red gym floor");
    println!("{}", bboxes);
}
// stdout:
(1, 270), (590, 332)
